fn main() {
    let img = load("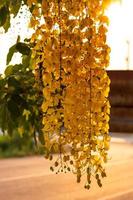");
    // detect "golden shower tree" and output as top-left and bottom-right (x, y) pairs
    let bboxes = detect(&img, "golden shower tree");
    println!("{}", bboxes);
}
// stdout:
(27, 0), (111, 189)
